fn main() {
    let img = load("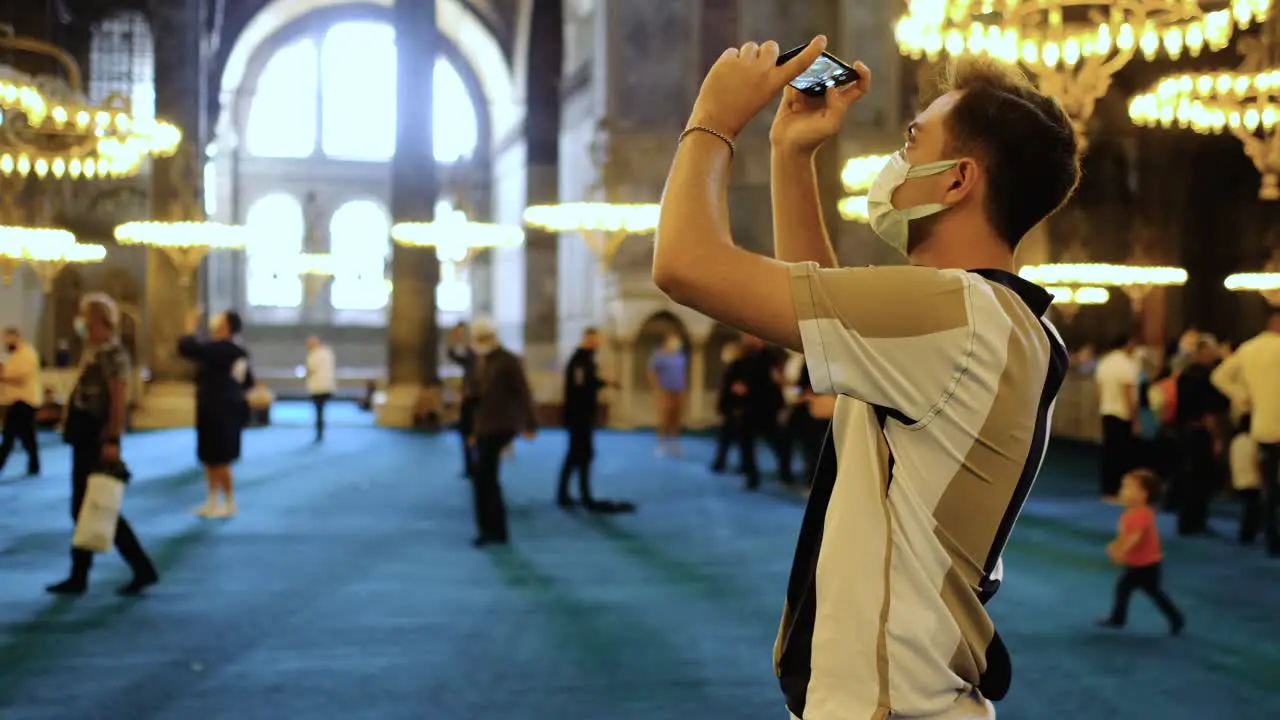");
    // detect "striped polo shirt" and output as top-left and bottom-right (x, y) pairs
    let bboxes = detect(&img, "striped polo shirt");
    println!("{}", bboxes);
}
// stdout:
(776, 262), (1068, 720)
